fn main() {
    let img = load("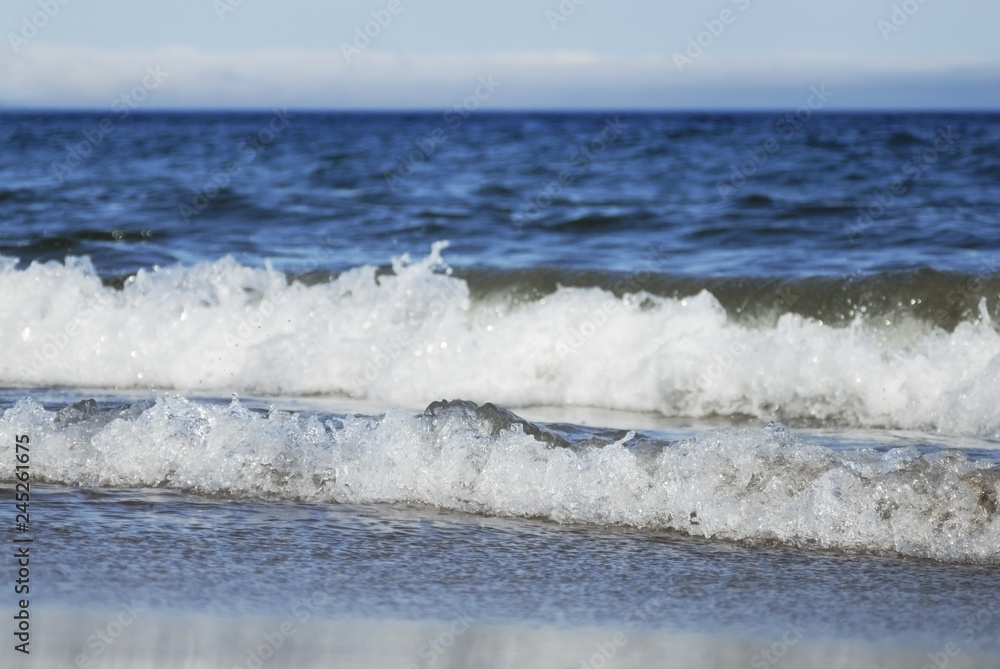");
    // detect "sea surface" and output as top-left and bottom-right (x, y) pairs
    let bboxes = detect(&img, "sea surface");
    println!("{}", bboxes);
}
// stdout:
(1, 111), (999, 668)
